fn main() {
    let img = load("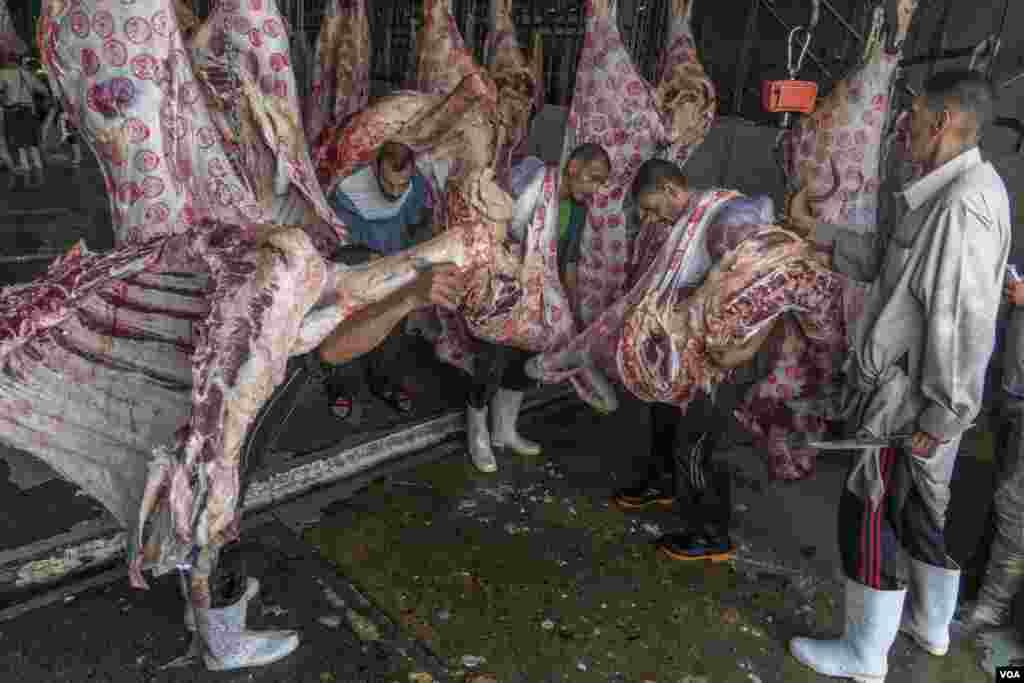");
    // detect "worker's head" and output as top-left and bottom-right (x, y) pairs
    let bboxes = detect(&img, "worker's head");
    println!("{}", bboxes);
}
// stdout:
(630, 159), (690, 227)
(375, 142), (416, 200)
(909, 69), (996, 165)
(562, 143), (611, 204)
